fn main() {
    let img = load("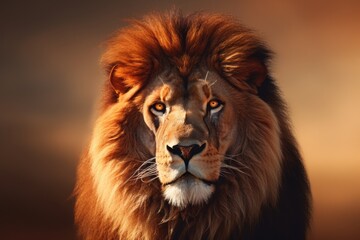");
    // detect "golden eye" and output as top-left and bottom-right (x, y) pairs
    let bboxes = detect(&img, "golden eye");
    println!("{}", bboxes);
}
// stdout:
(154, 103), (165, 111)
(209, 100), (220, 109)
(208, 99), (223, 114)
(150, 102), (166, 116)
